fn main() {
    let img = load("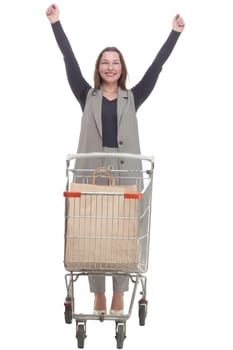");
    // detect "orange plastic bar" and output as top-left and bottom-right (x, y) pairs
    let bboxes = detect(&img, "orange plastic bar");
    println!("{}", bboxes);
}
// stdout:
(63, 191), (81, 198)
(124, 193), (143, 199)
